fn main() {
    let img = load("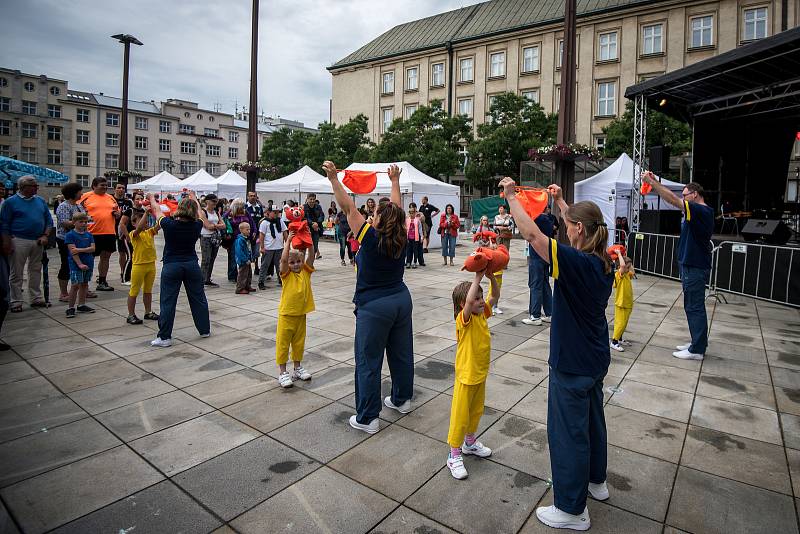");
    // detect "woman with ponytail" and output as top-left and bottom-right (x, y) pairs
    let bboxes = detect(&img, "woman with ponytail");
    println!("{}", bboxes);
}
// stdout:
(500, 177), (613, 532)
